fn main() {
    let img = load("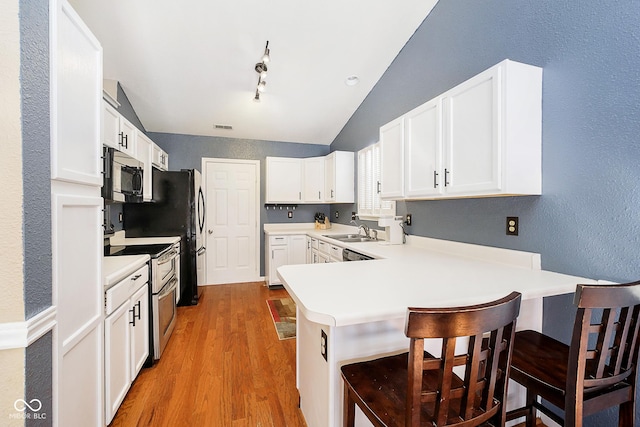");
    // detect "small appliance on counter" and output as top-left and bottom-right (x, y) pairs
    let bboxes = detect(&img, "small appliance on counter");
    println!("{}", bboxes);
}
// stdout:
(378, 216), (404, 245)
